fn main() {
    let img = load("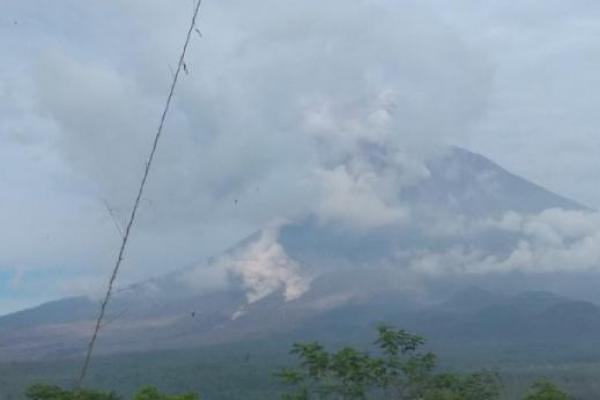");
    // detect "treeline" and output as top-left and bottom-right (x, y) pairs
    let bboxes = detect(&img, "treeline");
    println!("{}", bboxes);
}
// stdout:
(24, 326), (571, 400)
